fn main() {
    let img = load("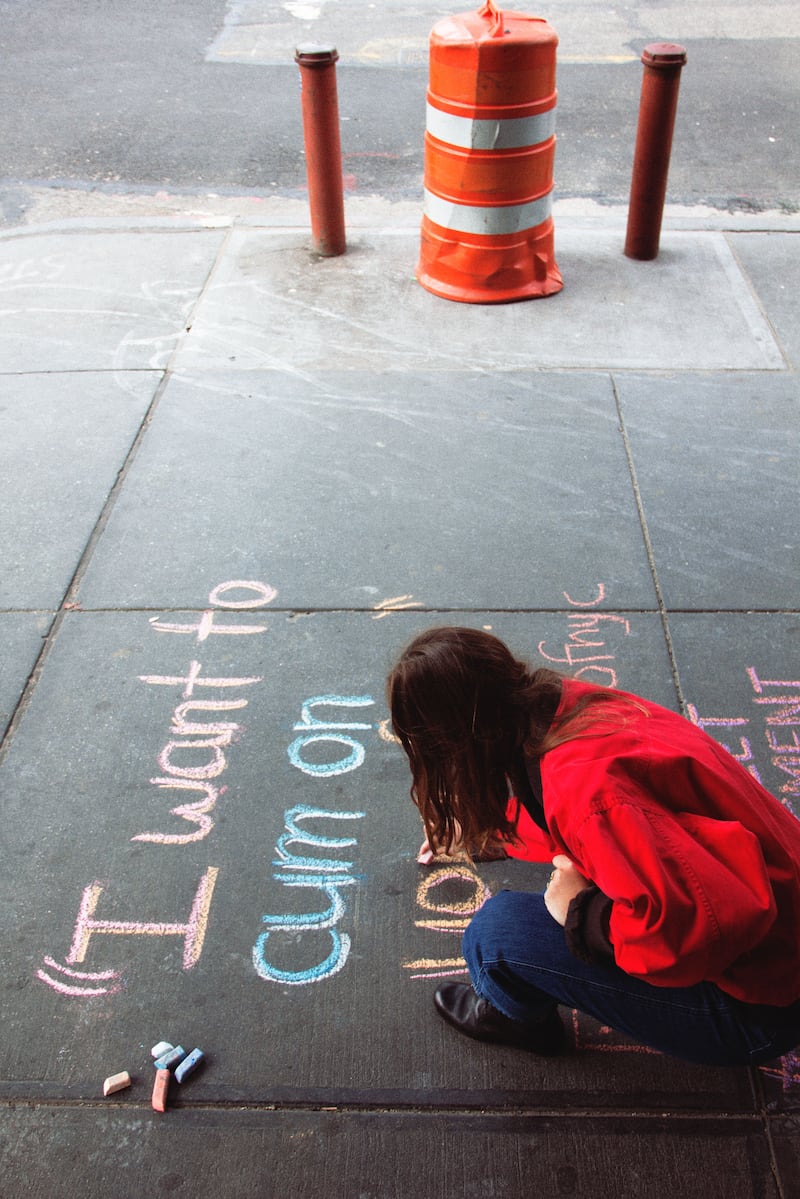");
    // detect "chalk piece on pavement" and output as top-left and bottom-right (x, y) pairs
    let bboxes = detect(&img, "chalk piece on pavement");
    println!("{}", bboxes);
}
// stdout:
(103, 1071), (131, 1096)
(150, 1041), (173, 1059)
(154, 1045), (186, 1071)
(175, 1048), (204, 1084)
(152, 1068), (170, 1112)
